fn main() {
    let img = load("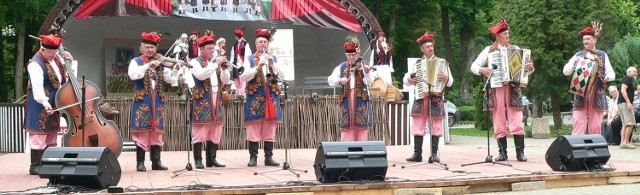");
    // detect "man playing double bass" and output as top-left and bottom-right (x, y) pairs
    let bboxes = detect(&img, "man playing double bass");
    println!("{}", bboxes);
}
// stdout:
(562, 23), (615, 135)
(25, 33), (76, 175)
(470, 18), (534, 162)
(240, 29), (284, 167)
(327, 35), (374, 141)
(403, 32), (453, 163)
(128, 32), (180, 172)
(188, 33), (231, 169)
